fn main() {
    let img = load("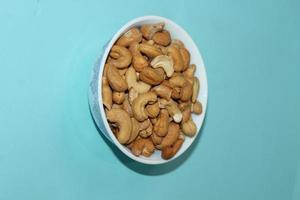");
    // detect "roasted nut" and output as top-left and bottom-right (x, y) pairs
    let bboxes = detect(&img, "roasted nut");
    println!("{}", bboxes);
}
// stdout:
(125, 66), (151, 93)
(108, 45), (132, 68)
(139, 67), (165, 85)
(128, 88), (139, 105)
(129, 42), (148, 72)
(131, 138), (155, 157)
(140, 23), (164, 40)
(122, 95), (133, 117)
(181, 106), (191, 123)
(151, 132), (163, 146)
(102, 77), (112, 110)
(139, 43), (163, 58)
(153, 109), (169, 137)
(192, 77), (200, 103)
(160, 99), (182, 123)
(112, 91), (125, 104)
(127, 118), (140, 144)
(150, 55), (174, 77)
(192, 101), (202, 115)
(161, 134), (184, 159)
(167, 45), (183, 72)
(183, 64), (196, 84)
(106, 108), (132, 144)
(153, 30), (171, 46)
(116, 28), (142, 47)
(180, 82), (193, 102)
(139, 121), (153, 138)
(180, 47), (190, 71)
(181, 119), (197, 137)
(157, 122), (180, 149)
(132, 92), (157, 121)
(106, 64), (128, 92)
